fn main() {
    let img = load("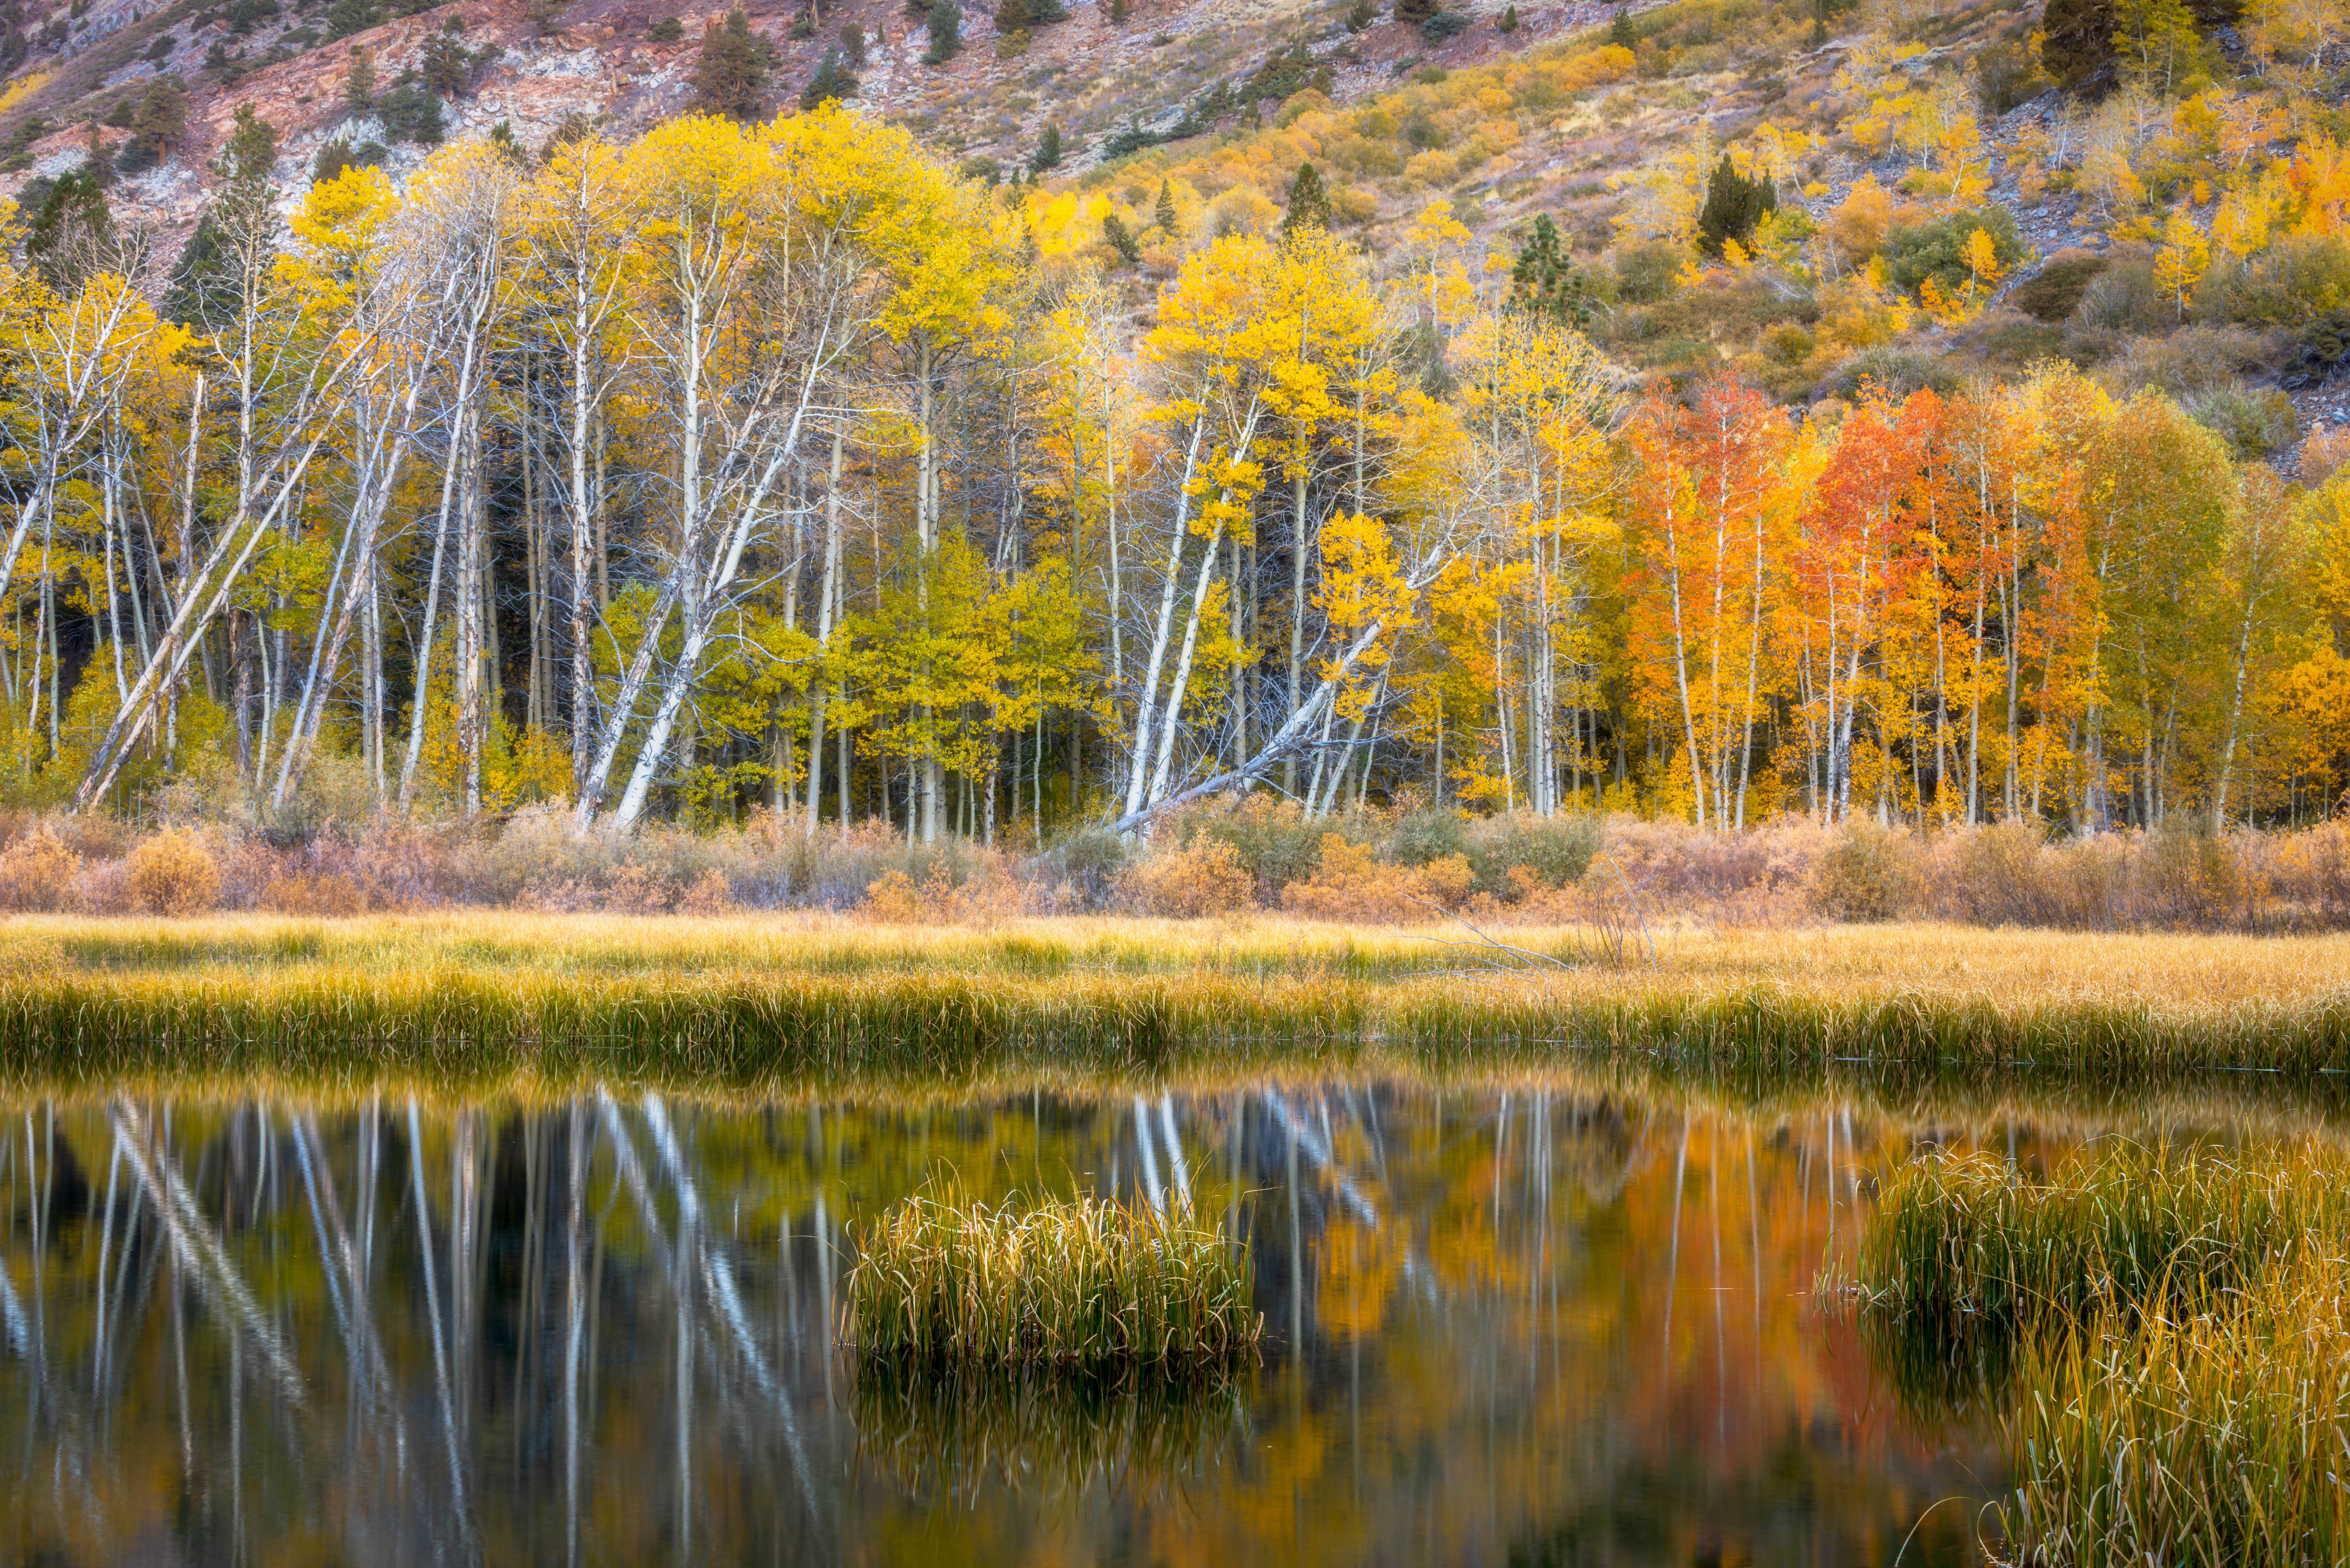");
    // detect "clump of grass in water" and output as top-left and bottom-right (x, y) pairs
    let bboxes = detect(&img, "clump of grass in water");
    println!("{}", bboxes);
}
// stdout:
(1853, 1143), (2345, 1347)
(1850, 1142), (2350, 1565)
(846, 1186), (1260, 1371)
